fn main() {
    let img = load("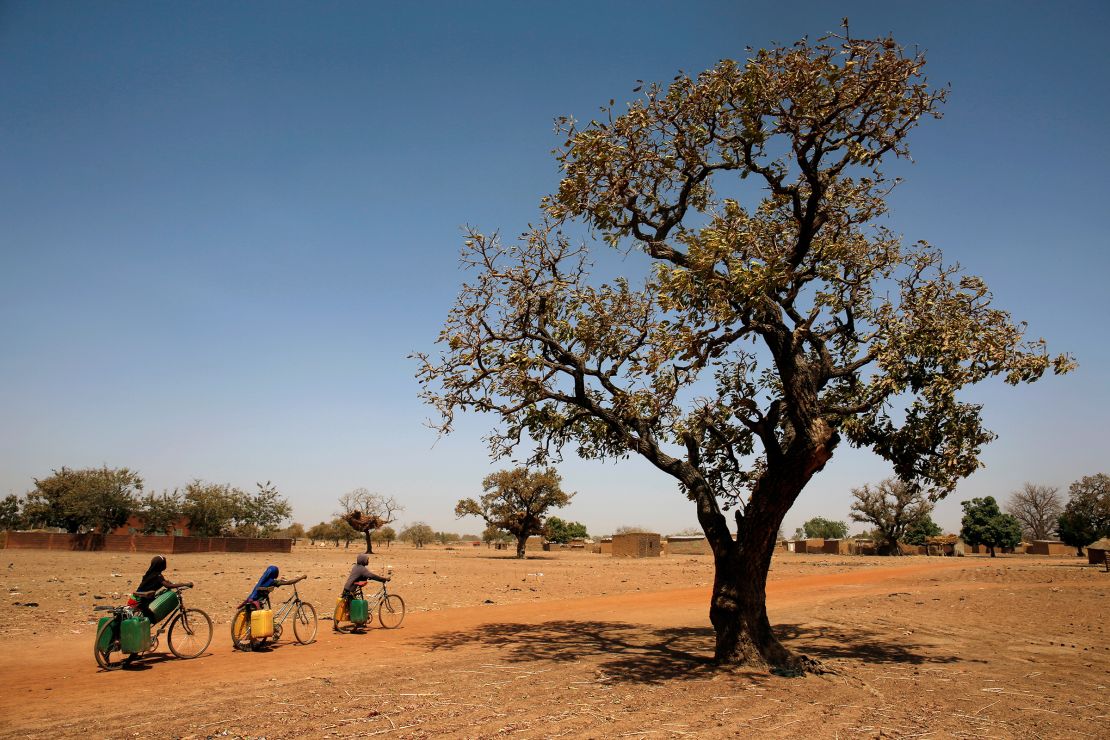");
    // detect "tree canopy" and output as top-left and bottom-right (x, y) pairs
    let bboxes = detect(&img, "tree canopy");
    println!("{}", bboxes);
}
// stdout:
(337, 488), (403, 554)
(1057, 473), (1110, 554)
(960, 496), (1022, 557)
(455, 467), (572, 558)
(1005, 483), (1063, 542)
(416, 28), (1072, 669)
(801, 517), (848, 540)
(545, 516), (589, 543)
(23, 466), (143, 533)
(849, 478), (934, 554)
